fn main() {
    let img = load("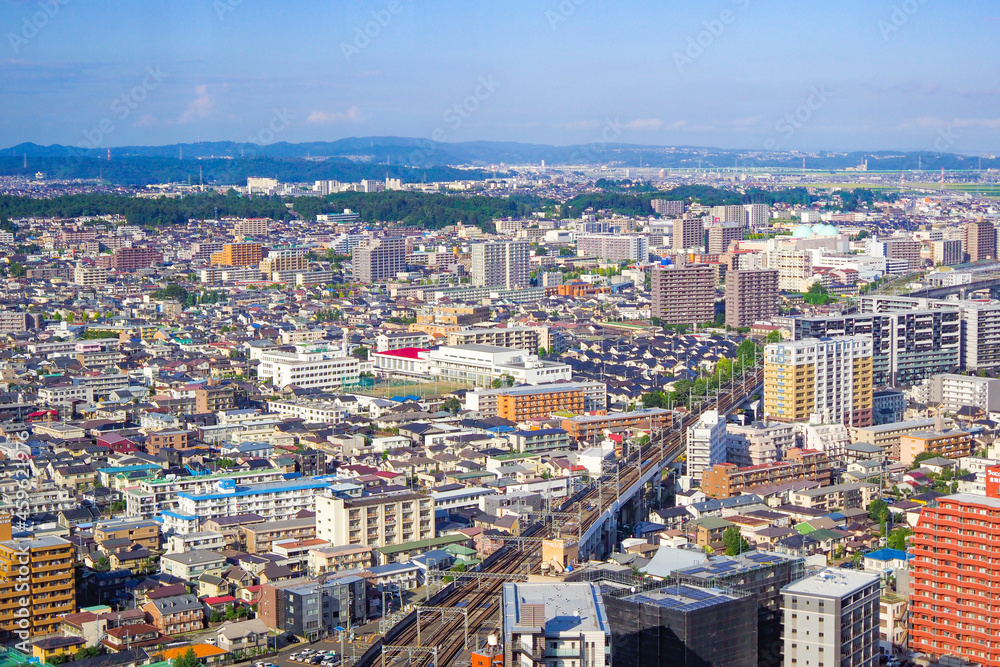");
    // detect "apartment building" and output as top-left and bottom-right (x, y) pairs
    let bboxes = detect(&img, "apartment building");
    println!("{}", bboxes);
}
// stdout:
(316, 493), (434, 548)
(110, 247), (162, 271)
(931, 239), (963, 266)
(561, 408), (672, 442)
(686, 409), (726, 480)
(701, 448), (834, 499)
(143, 594), (204, 635)
(73, 265), (108, 286)
(446, 327), (544, 352)
(910, 494), (1000, 666)
(0, 311), (43, 333)
(651, 263), (715, 325)
(245, 517), (316, 554)
(604, 585), (757, 667)
(789, 482), (878, 511)
(176, 478), (333, 522)
(93, 518), (160, 551)
(471, 240), (530, 289)
(502, 583), (611, 667)
(125, 468), (288, 518)
(194, 385), (236, 413)
(0, 536), (76, 637)
(725, 268), (778, 328)
(852, 418), (945, 461)
(672, 217), (705, 251)
(159, 550), (227, 580)
(764, 336), (874, 427)
(258, 575), (366, 640)
(724, 420), (796, 467)
(465, 381), (607, 418)
(507, 428), (572, 454)
(870, 238), (922, 271)
(307, 544), (374, 576)
(965, 220), (997, 262)
(259, 248), (307, 275)
(764, 250), (812, 291)
(781, 569), (881, 667)
(710, 205), (747, 224)
(707, 221), (744, 254)
(576, 234), (649, 262)
(496, 386), (585, 421)
(651, 199), (685, 216)
(921, 372), (1000, 414)
(233, 218), (268, 236)
(791, 309), (961, 386)
(210, 242), (263, 267)
(899, 428), (976, 466)
(257, 345), (360, 390)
